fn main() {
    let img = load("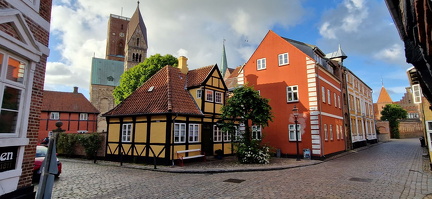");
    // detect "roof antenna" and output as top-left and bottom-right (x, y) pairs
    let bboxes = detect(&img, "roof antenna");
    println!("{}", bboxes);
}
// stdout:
(381, 76), (384, 87)
(121, 7), (123, 16)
